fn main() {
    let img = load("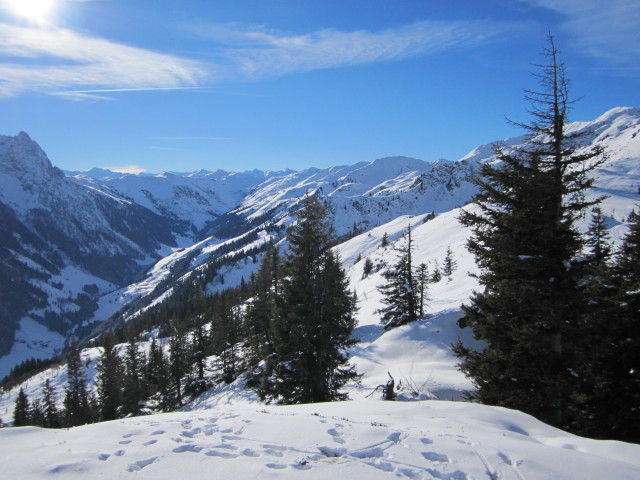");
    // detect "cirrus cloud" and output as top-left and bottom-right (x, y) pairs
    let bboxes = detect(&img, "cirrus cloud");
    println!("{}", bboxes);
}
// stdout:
(0, 23), (210, 98)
